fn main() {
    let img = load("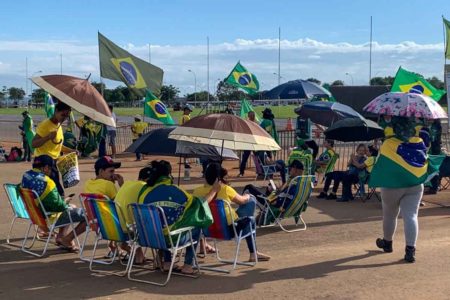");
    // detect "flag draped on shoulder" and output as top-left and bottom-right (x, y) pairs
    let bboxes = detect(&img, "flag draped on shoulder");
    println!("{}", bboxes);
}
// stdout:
(98, 32), (164, 97)
(44, 92), (55, 118)
(143, 90), (174, 125)
(225, 62), (260, 94)
(390, 67), (446, 101)
(239, 99), (260, 122)
(444, 16), (450, 60)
